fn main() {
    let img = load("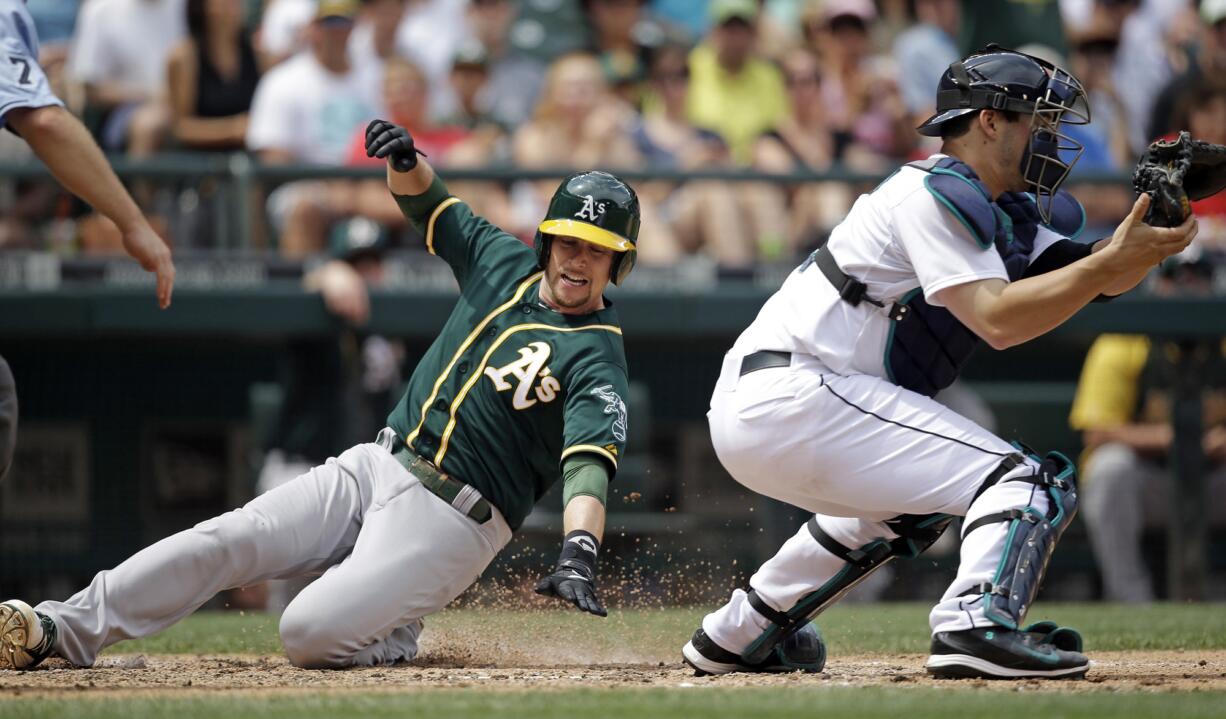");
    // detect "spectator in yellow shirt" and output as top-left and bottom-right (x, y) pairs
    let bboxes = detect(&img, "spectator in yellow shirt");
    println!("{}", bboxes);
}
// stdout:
(1069, 261), (1226, 602)
(685, 0), (787, 165)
